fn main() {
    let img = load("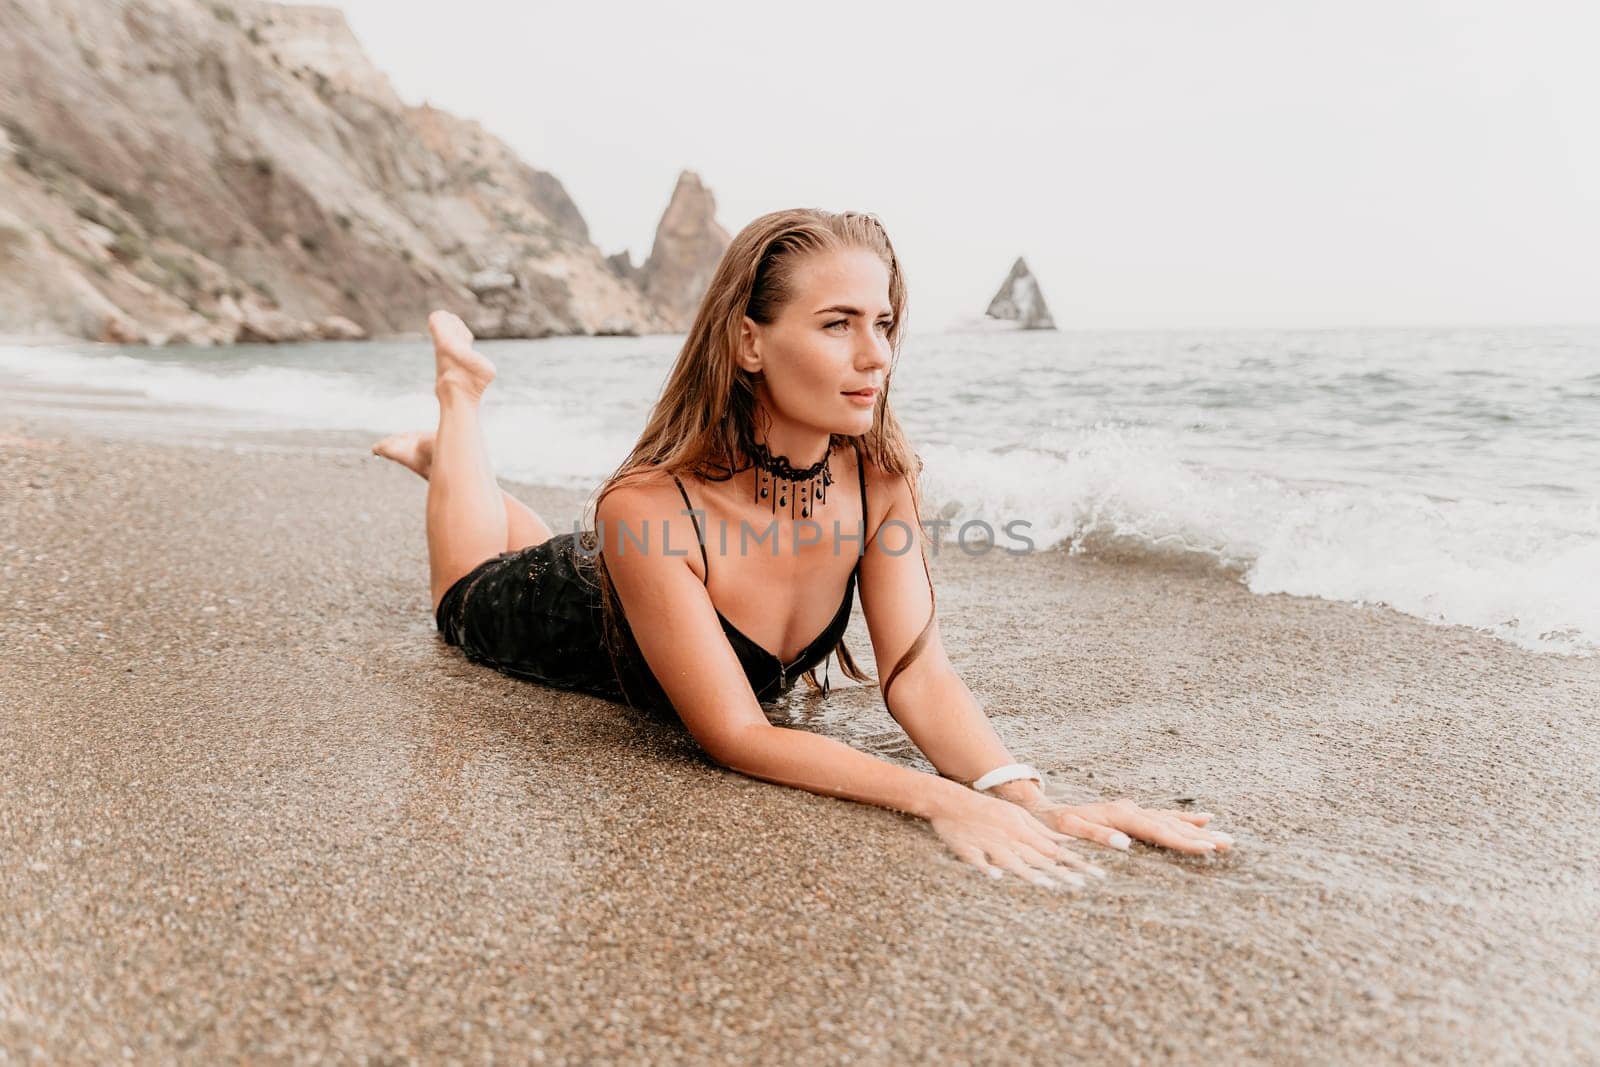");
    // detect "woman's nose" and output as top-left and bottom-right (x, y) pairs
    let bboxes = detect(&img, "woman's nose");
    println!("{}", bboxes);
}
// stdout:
(857, 332), (890, 370)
